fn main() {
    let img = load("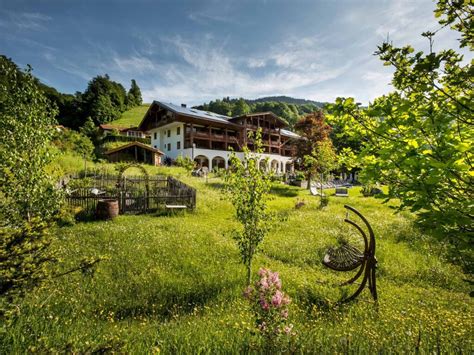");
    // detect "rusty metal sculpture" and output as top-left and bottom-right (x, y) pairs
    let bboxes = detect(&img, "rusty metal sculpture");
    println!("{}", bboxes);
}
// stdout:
(322, 205), (377, 303)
